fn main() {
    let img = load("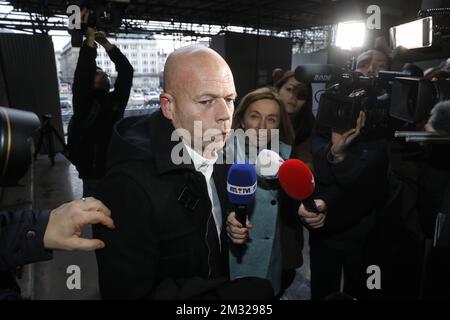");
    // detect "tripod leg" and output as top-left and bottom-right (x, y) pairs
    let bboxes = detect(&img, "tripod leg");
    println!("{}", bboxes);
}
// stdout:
(51, 126), (67, 151)
(34, 129), (45, 160)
